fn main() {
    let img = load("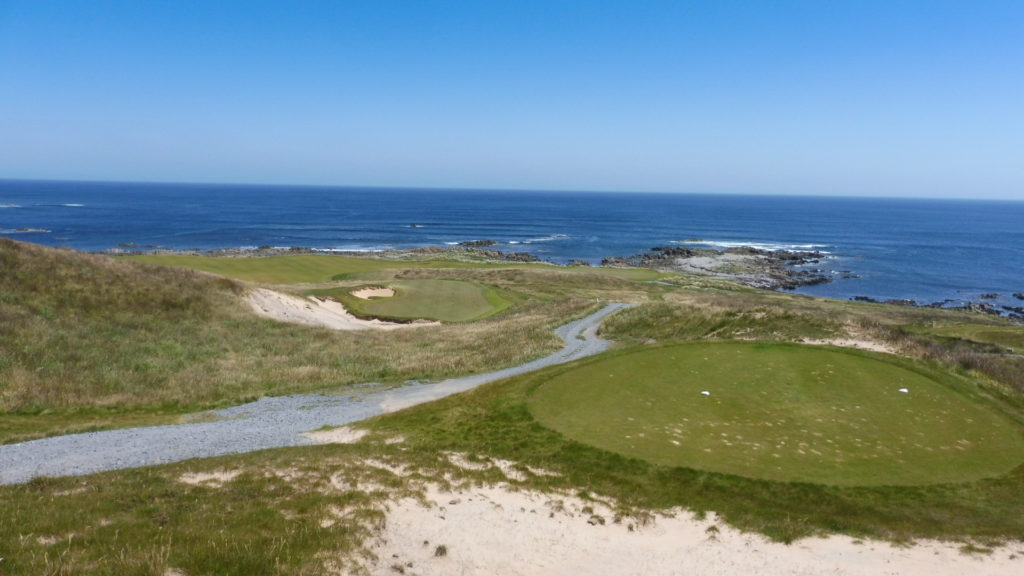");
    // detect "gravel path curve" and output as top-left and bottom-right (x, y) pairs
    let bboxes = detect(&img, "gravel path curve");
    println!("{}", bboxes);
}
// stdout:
(0, 303), (630, 485)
